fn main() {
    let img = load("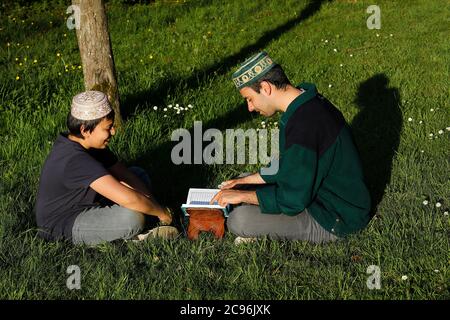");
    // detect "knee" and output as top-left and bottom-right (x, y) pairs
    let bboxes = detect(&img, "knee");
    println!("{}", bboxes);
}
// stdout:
(128, 166), (152, 188)
(128, 166), (146, 176)
(117, 207), (145, 236)
(226, 206), (251, 236)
